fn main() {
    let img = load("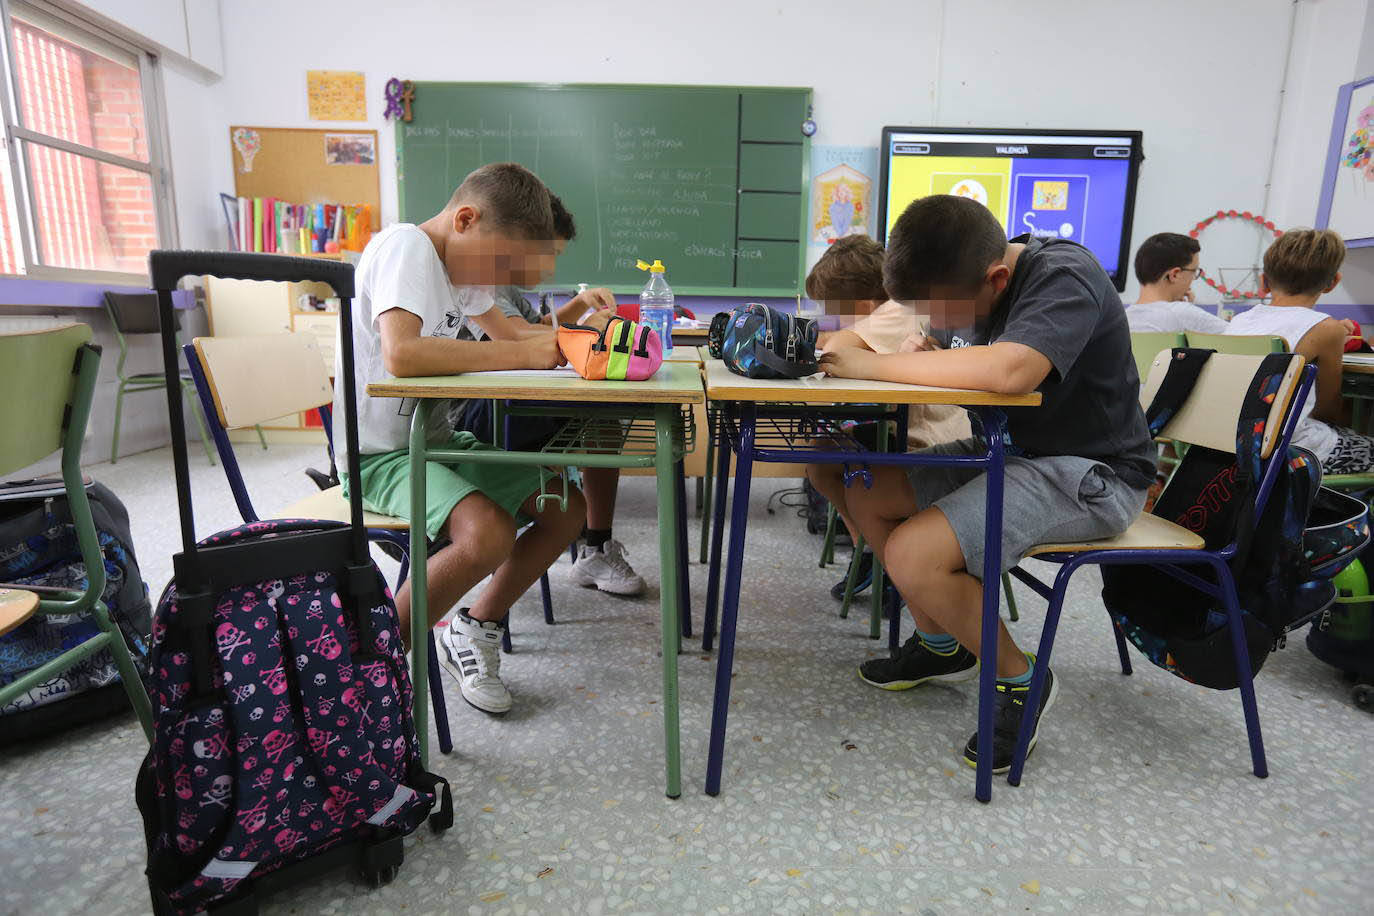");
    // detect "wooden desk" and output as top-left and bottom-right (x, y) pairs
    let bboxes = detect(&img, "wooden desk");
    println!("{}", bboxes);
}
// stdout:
(367, 362), (704, 798)
(698, 357), (1042, 804)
